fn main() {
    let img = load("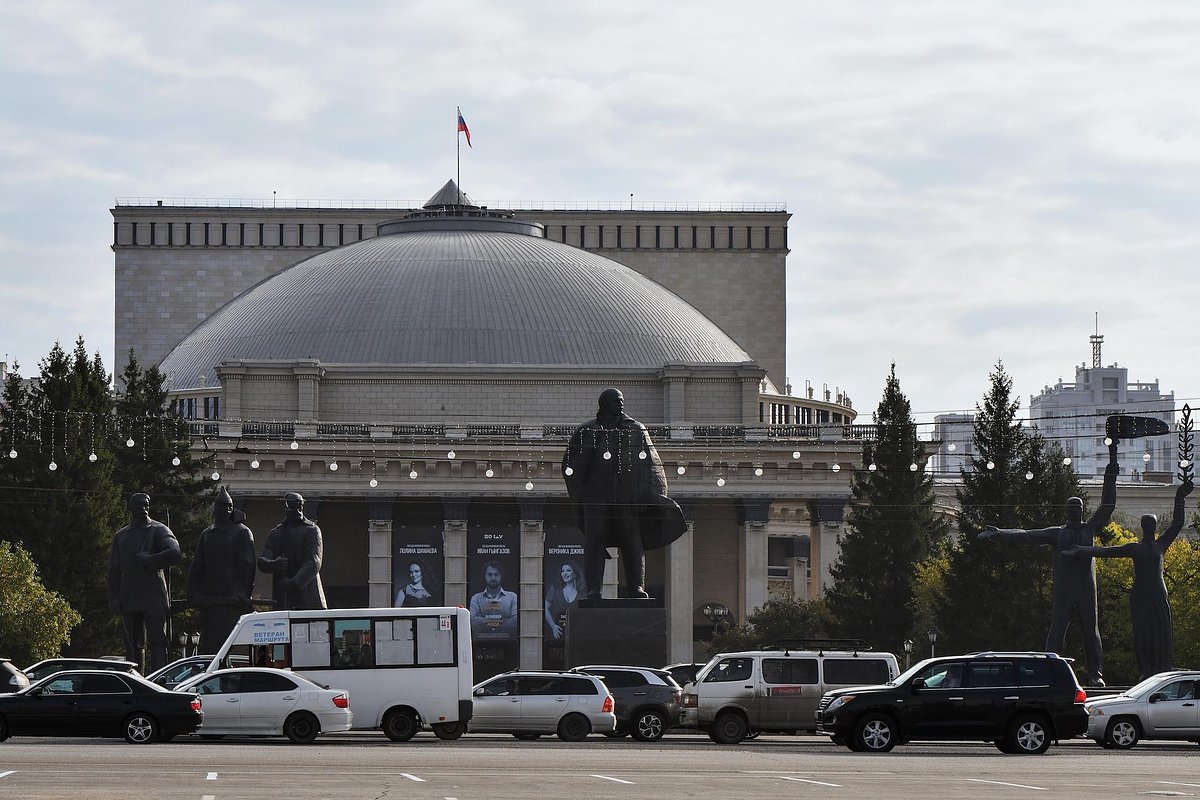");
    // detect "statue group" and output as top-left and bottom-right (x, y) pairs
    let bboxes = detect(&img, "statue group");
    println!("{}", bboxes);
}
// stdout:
(981, 416), (1194, 684)
(108, 488), (326, 668)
